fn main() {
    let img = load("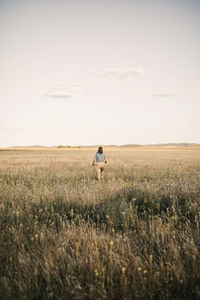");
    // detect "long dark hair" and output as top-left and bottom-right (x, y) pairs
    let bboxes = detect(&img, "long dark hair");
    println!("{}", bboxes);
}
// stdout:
(98, 146), (103, 154)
